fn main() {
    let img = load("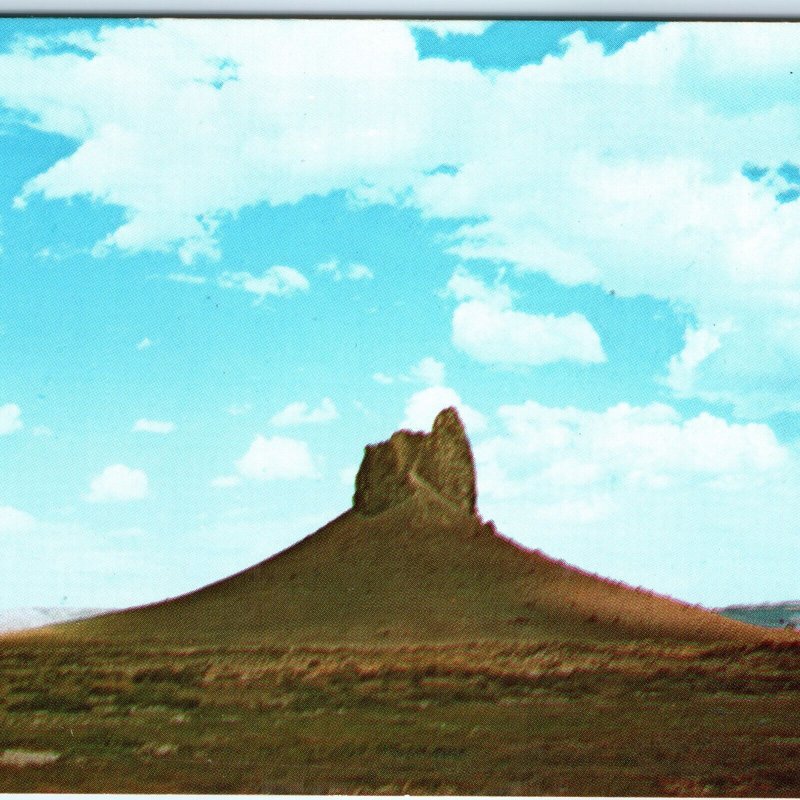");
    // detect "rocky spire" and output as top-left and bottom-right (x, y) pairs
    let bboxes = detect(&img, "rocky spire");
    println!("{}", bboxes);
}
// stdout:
(353, 407), (477, 516)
